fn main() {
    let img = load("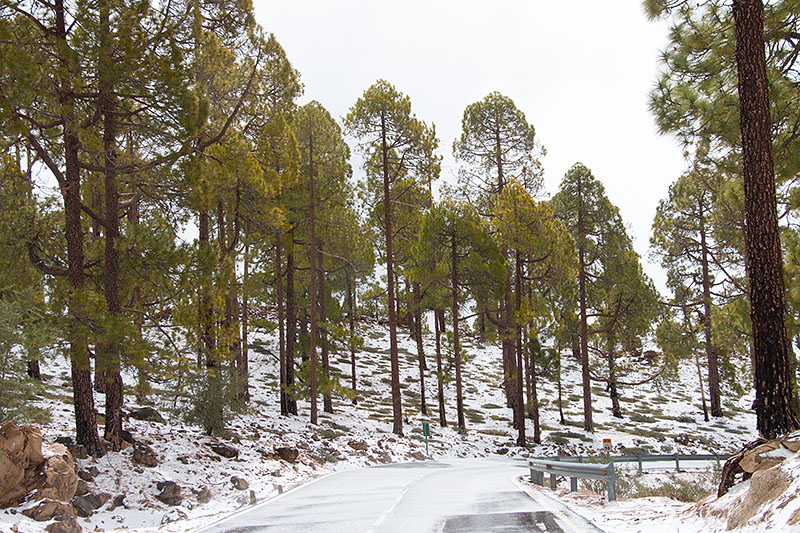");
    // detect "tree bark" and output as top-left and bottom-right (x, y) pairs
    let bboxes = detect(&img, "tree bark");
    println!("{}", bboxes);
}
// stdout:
(733, 0), (800, 438)
(240, 240), (250, 402)
(577, 172), (594, 432)
(277, 231), (288, 415)
(54, 0), (103, 455)
(319, 244), (333, 414)
(514, 251), (525, 446)
(435, 308), (447, 427)
(346, 272), (357, 405)
(381, 112), (403, 436)
(699, 198), (722, 417)
(413, 282), (427, 415)
(451, 235), (466, 435)
(286, 228), (298, 415)
(99, 14), (124, 449)
(308, 127), (318, 425)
